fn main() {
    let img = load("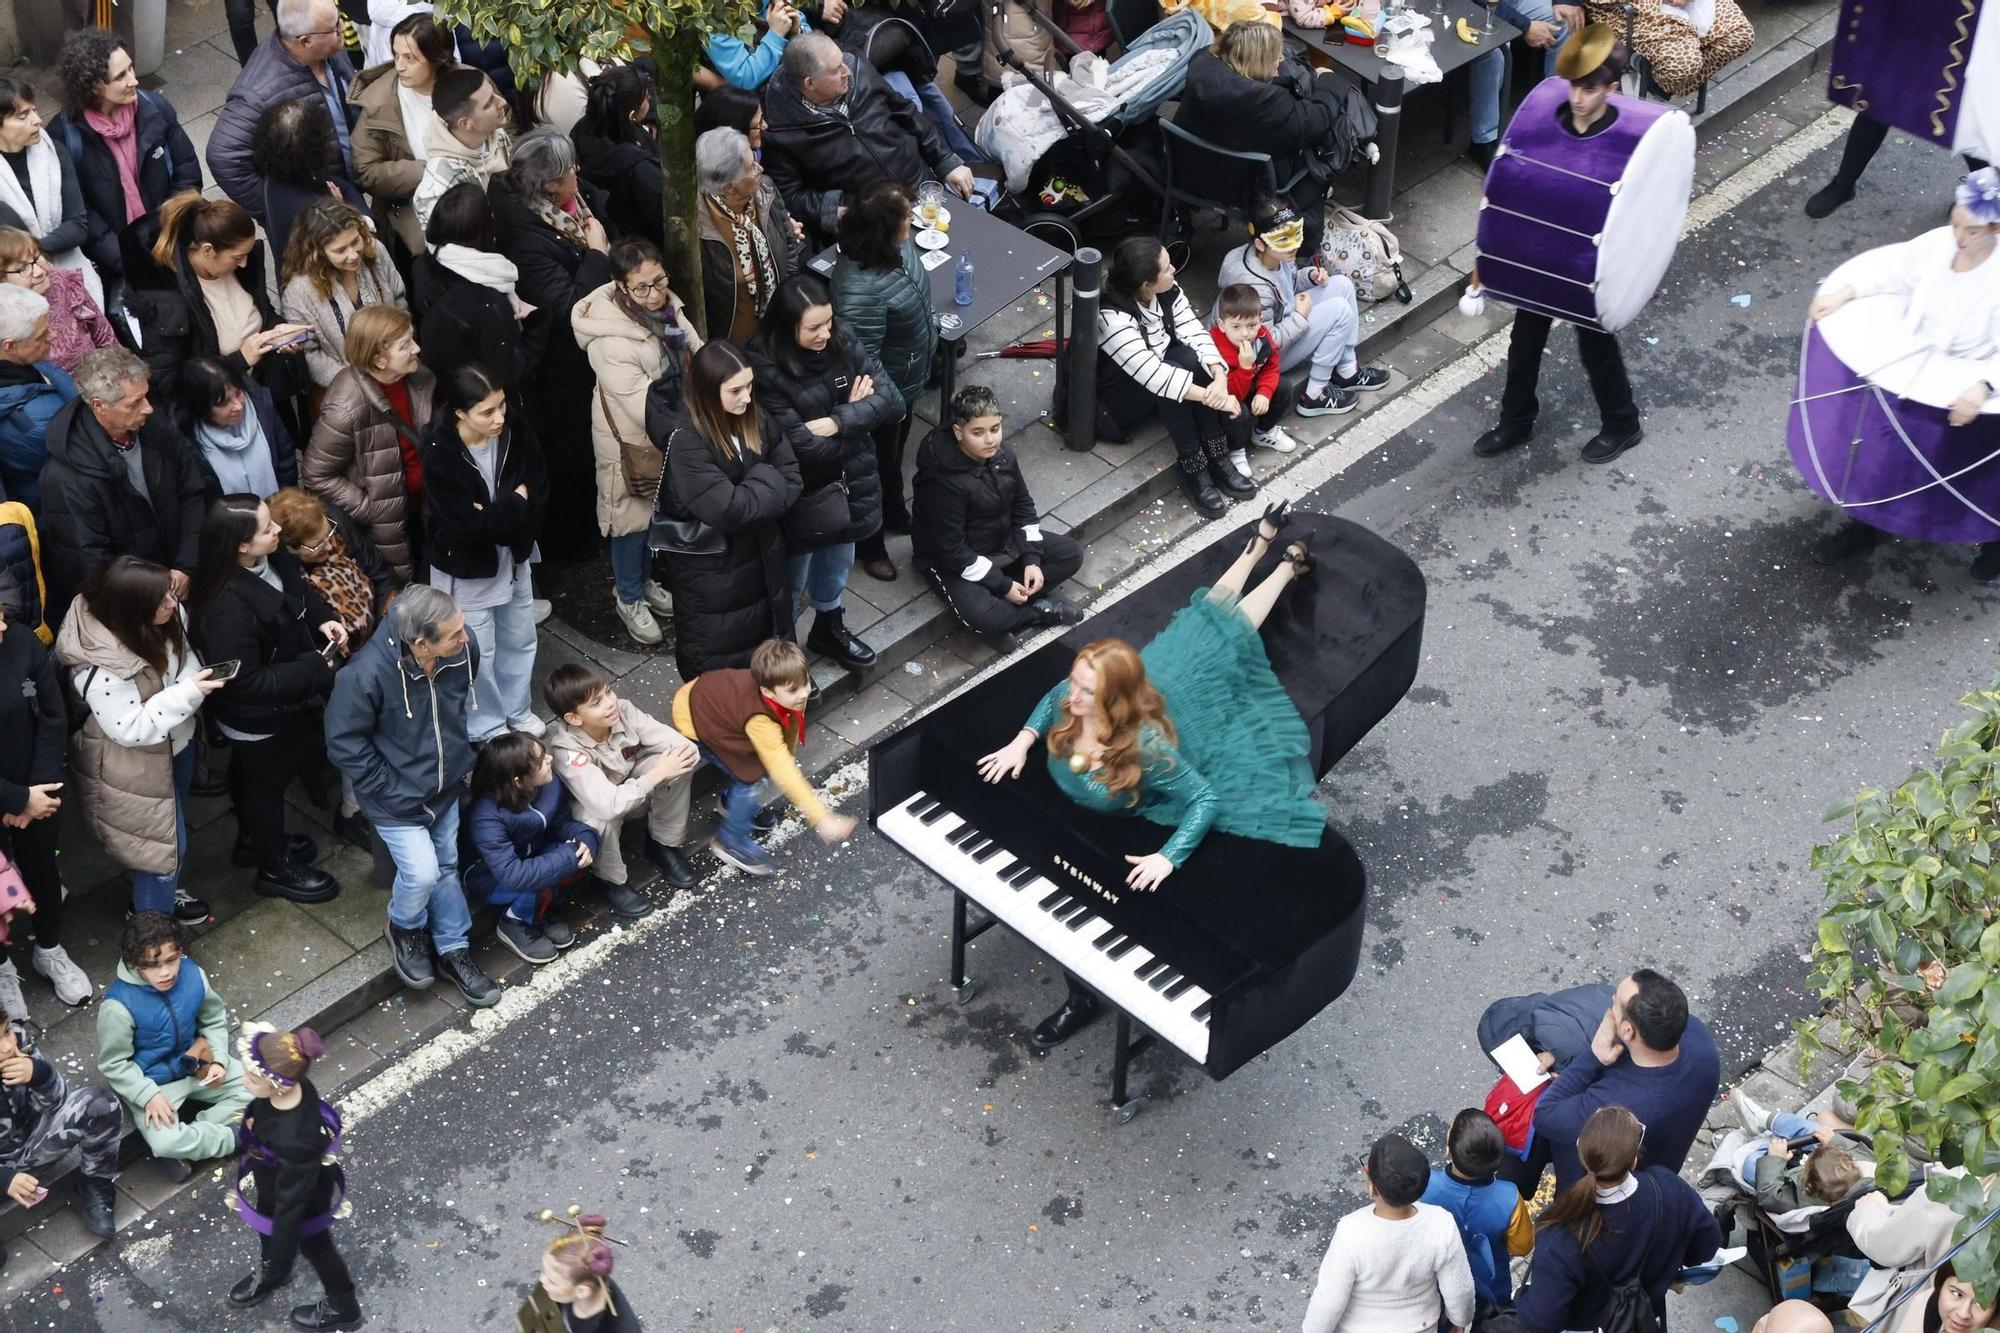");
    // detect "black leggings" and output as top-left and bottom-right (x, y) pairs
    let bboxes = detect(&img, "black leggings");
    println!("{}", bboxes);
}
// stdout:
(0, 817), (62, 949)
(1098, 341), (1247, 465)
(225, 0), (280, 63)
(1832, 114), (1990, 188)
(229, 723), (326, 874)
(858, 415), (914, 561)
